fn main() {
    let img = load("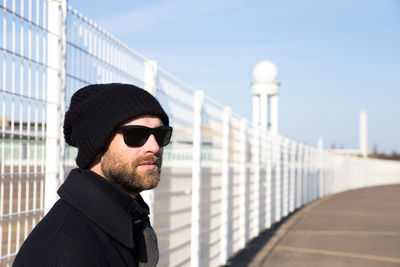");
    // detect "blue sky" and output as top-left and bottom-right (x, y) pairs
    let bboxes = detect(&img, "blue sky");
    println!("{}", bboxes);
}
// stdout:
(68, 0), (400, 153)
